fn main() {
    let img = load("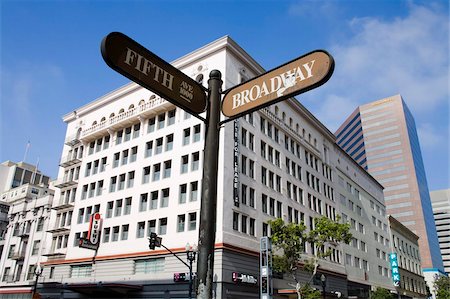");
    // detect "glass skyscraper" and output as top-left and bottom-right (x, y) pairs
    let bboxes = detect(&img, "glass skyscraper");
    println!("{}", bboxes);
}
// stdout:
(336, 95), (445, 291)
